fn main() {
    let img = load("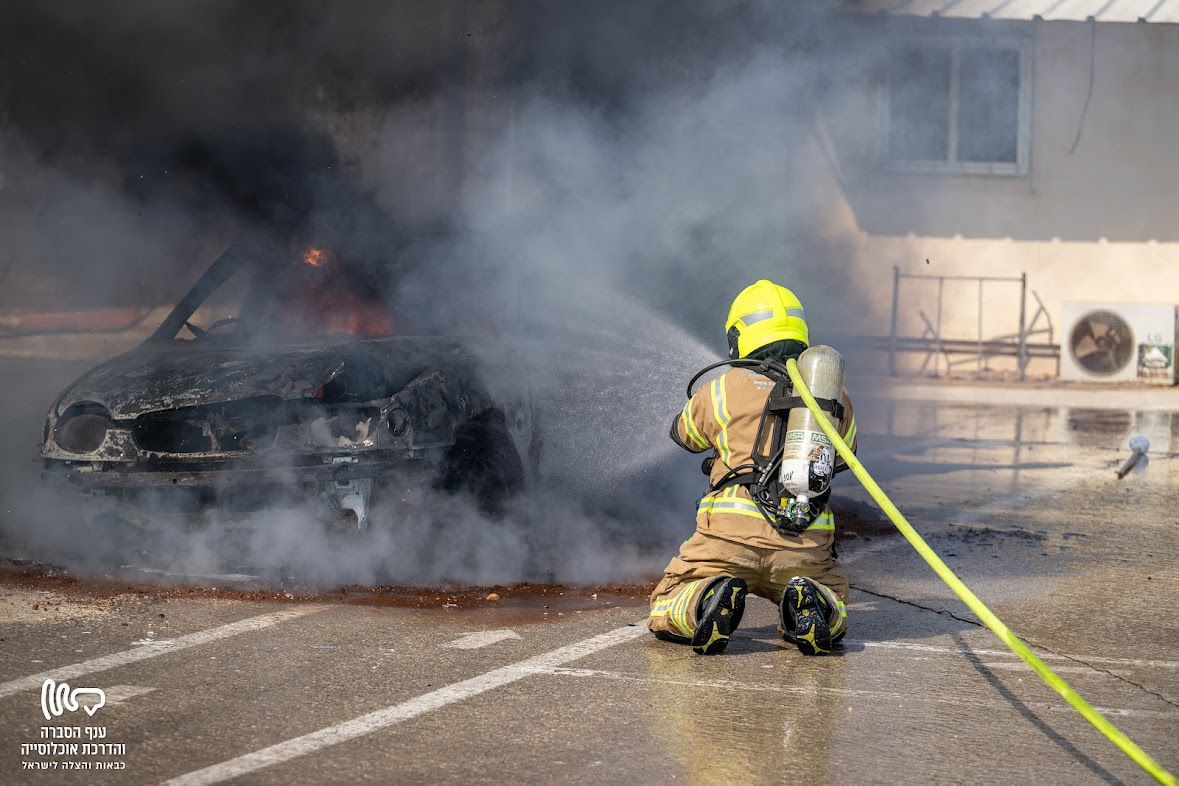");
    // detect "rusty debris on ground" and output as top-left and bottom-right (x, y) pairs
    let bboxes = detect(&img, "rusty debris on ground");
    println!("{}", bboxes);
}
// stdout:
(0, 558), (652, 611)
(833, 499), (896, 541)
